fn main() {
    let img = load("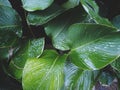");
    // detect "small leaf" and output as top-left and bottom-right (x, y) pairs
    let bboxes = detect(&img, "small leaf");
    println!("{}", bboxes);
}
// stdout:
(67, 23), (120, 70)
(22, 0), (54, 11)
(80, 0), (113, 26)
(0, 0), (11, 7)
(111, 58), (120, 72)
(0, 6), (22, 48)
(45, 6), (87, 50)
(28, 38), (45, 58)
(7, 38), (44, 79)
(27, 4), (65, 25)
(22, 50), (67, 90)
(62, 0), (80, 9)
